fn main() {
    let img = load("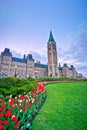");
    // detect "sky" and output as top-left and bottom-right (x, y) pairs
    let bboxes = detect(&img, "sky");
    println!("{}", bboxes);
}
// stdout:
(0, 0), (87, 77)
